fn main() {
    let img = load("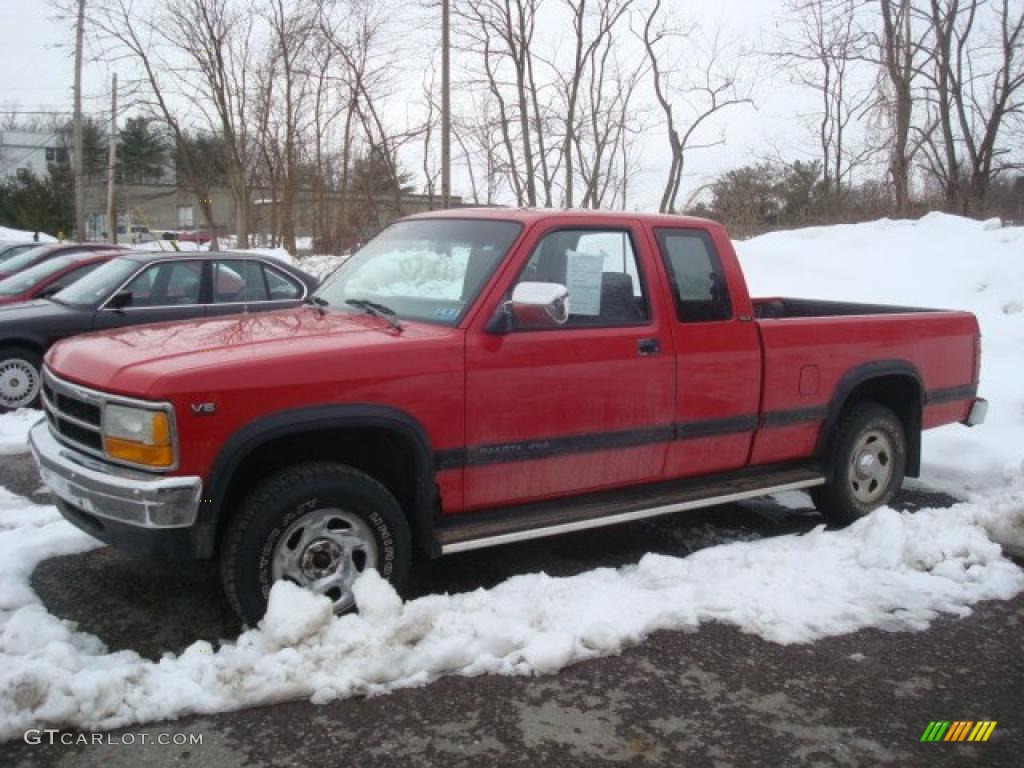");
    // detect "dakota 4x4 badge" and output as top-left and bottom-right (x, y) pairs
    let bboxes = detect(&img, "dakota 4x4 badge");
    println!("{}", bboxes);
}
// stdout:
(920, 721), (997, 742)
